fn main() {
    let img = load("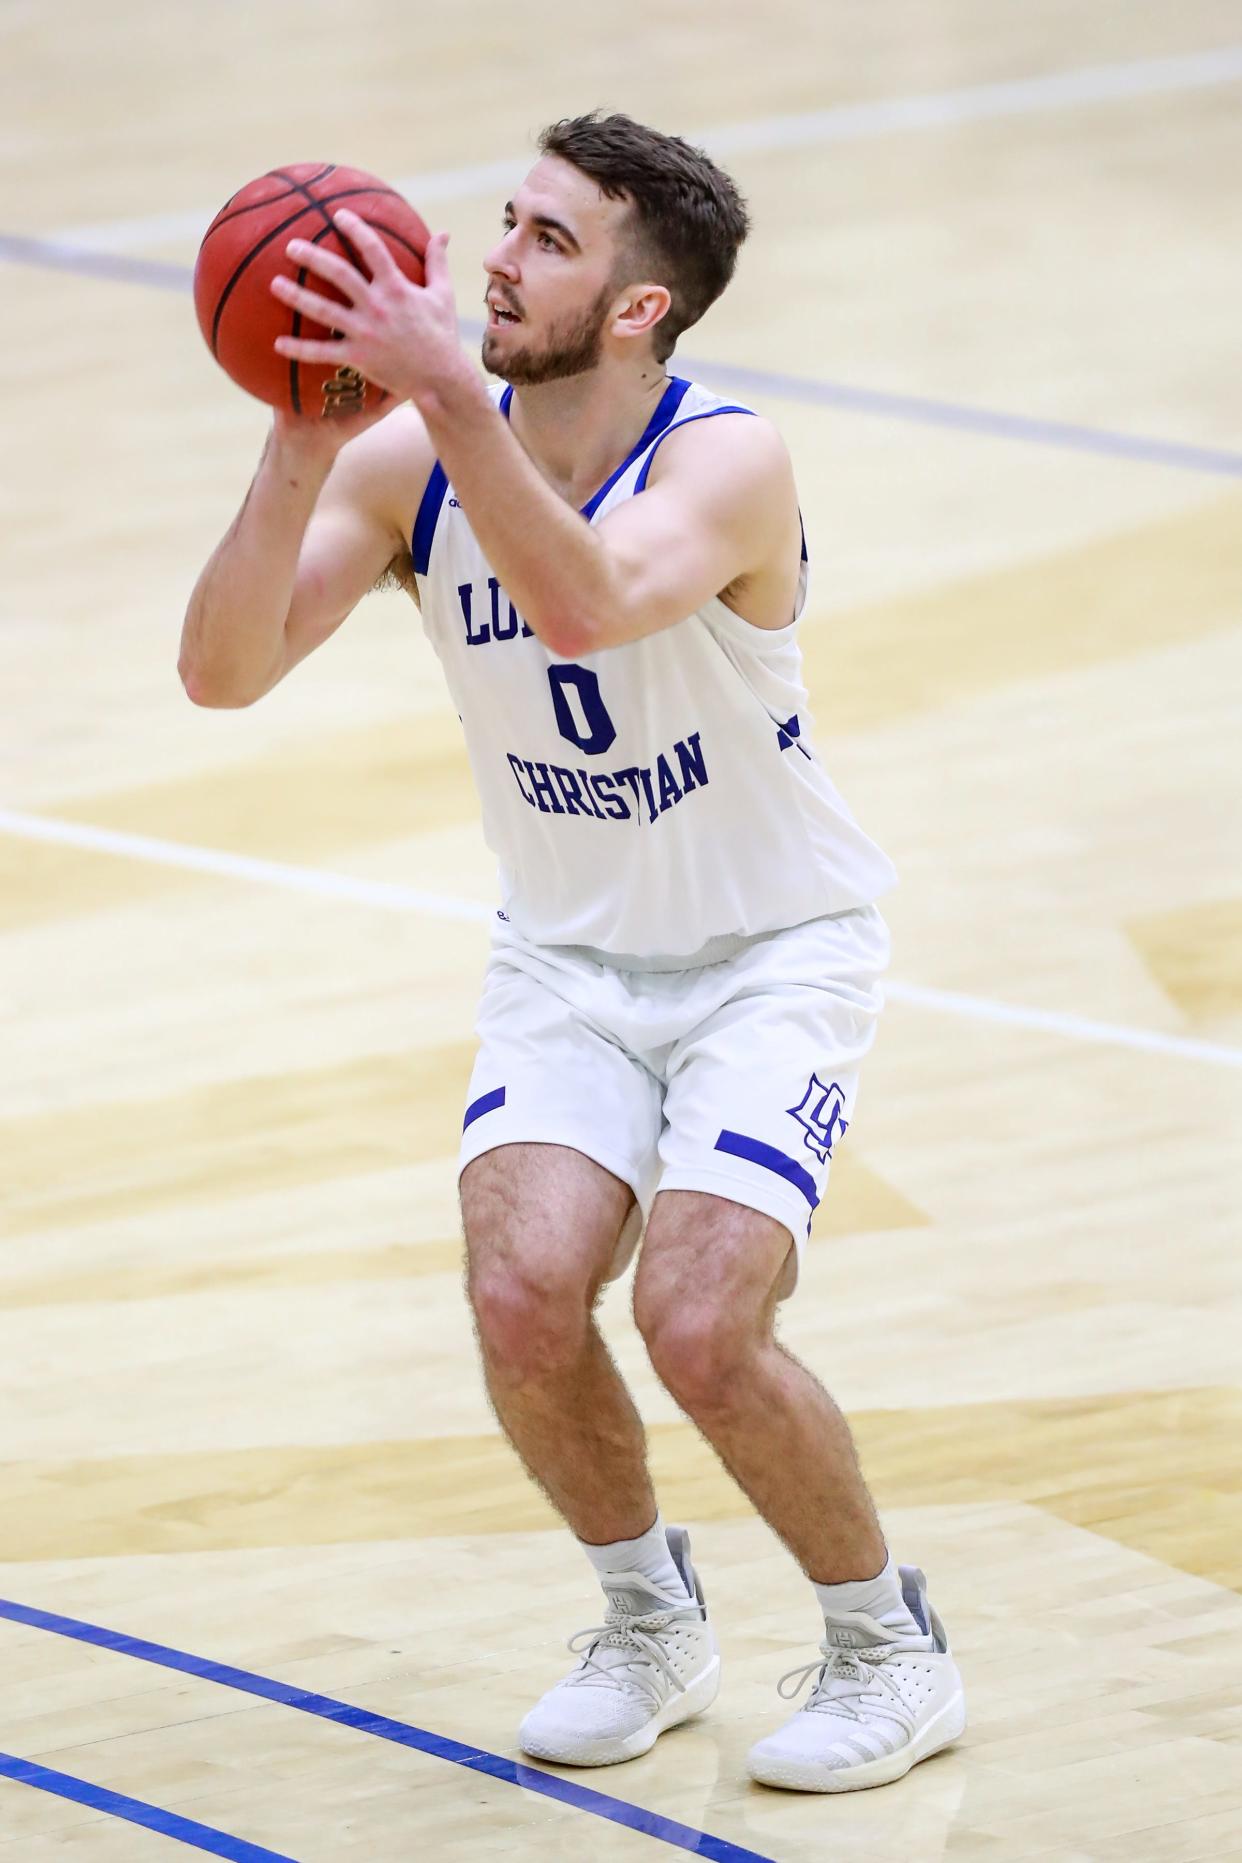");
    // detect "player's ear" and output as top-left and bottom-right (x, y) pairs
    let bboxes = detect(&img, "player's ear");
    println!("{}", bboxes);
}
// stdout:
(611, 282), (672, 345)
